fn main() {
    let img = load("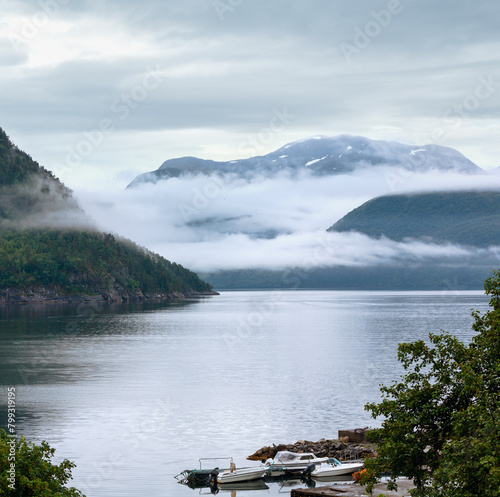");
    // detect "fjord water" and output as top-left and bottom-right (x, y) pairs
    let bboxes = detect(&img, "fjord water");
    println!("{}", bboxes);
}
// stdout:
(0, 290), (489, 496)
